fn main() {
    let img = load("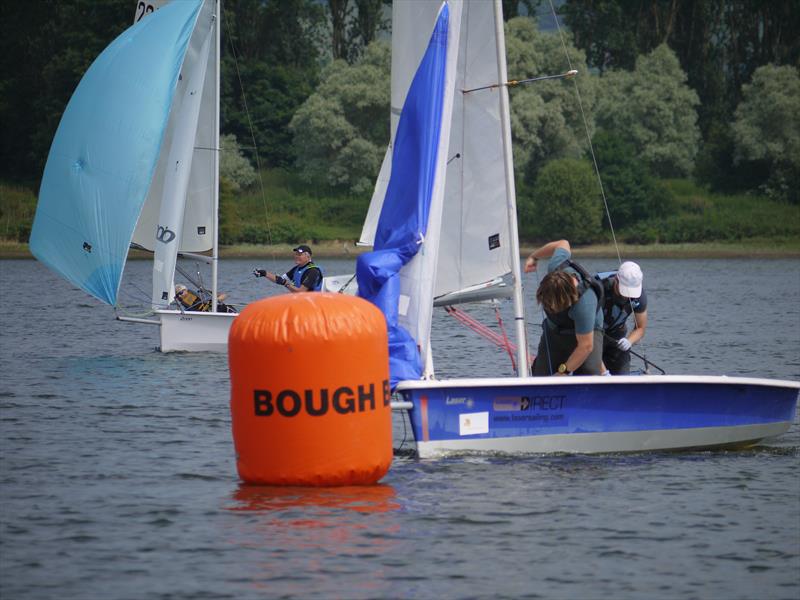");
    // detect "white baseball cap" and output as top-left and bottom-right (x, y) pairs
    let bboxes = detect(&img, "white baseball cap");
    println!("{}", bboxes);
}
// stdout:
(617, 261), (643, 297)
